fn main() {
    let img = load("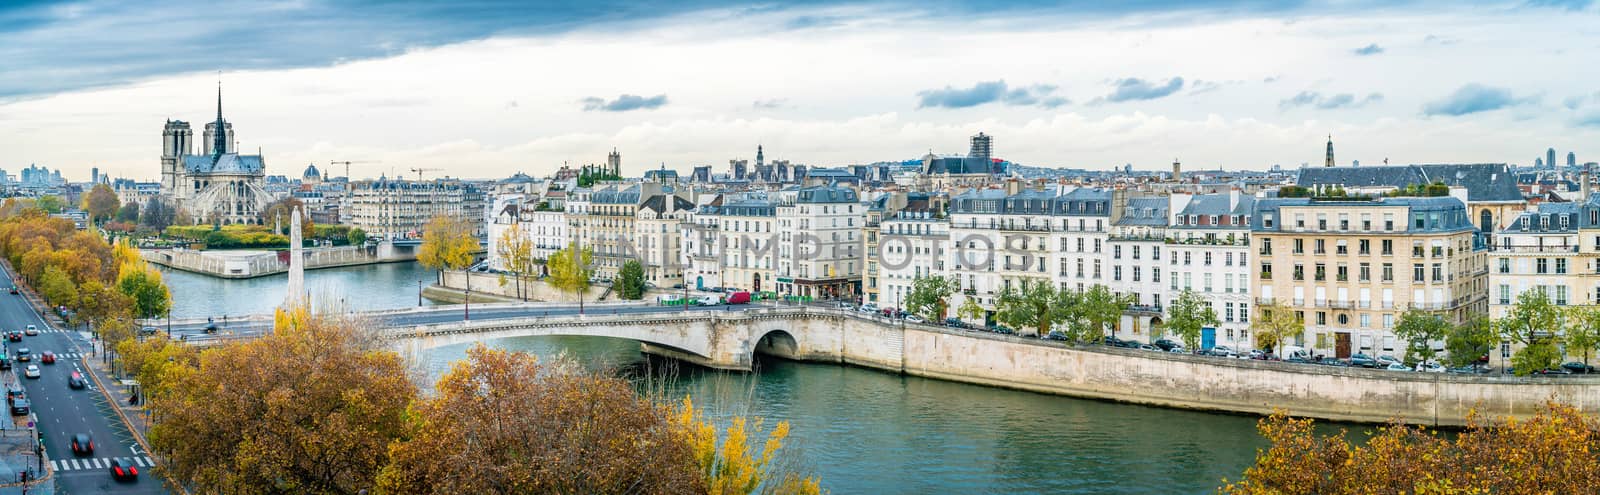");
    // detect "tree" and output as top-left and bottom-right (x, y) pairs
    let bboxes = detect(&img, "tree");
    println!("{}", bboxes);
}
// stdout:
(1444, 316), (1495, 368)
(1498, 289), (1562, 375)
(1565, 306), (1600, 367)
(347, 227), (367, 246)
(1221, 403), (1600, 495)
(548, 242), (594, 311)
(1391, 309), (1451, 364)
(115, 261), (170, 320)
(1252, 302), (1304, 354)
(141, 198), (175, 230)
(616, 259), (646, 300)
(494, 224), (535, 300)
(1073, 284), (1132, 343)
(994, 279), (1061, 336)
(150, 305), (416, 494)
(83, 183), (119, 223)
(678, 397), (823, 495)
(261, 197), (313, 235)
(115, 202), (139, 223)
(1165, 289), (1219, 351)
(956, 297), (984, 323)
(417, 215), (477, 275)
(35, 195), (64, 214)
(377, 345), (703, 494)
(905, 275), (957, 322)
(37, 265), (77, 307)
